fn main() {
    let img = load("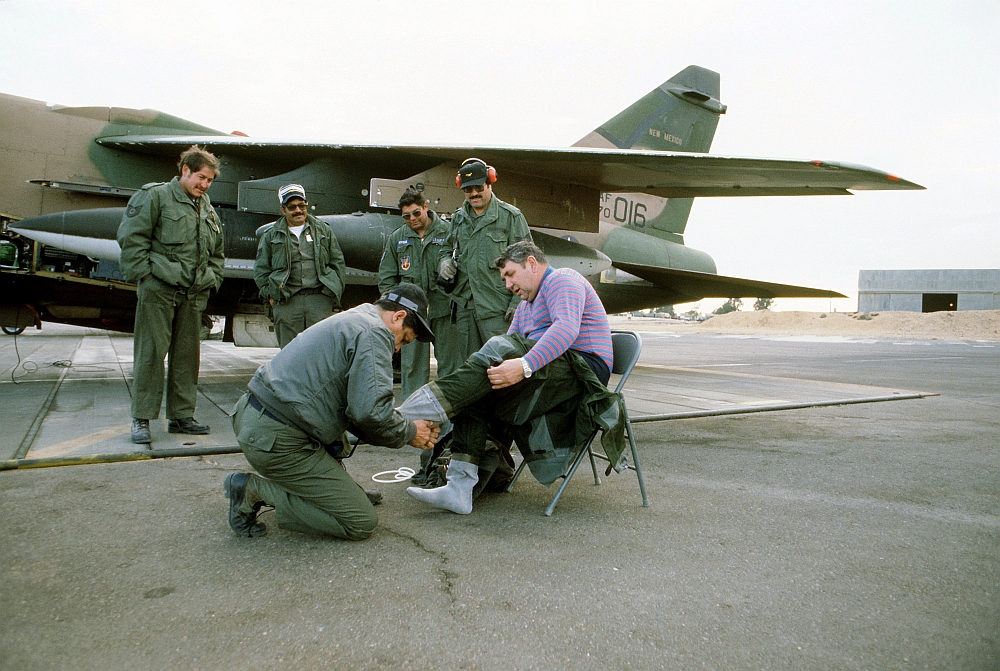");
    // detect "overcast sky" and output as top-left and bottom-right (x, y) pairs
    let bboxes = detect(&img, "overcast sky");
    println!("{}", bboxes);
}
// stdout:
(1, 0), (996, 312)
